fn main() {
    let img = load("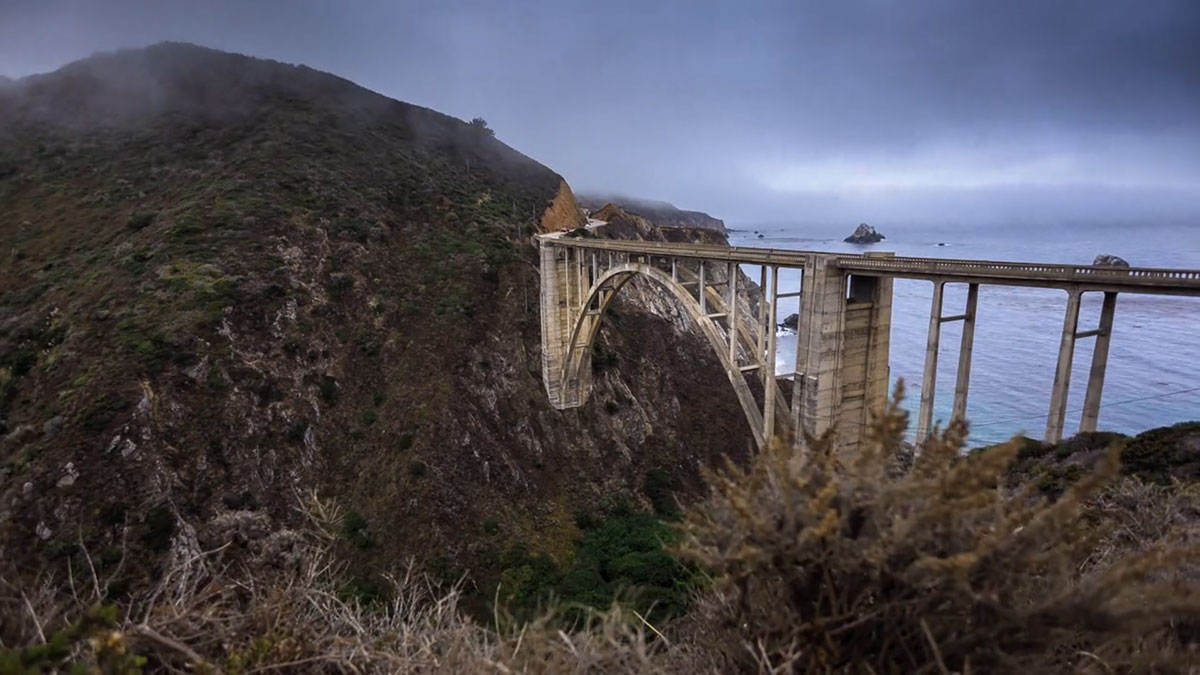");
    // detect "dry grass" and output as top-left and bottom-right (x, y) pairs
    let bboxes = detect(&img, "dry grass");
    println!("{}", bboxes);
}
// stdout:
(0, 489), (678, 673)
(677, 383), (1200, 673)
(2, 385), (1198, 673)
